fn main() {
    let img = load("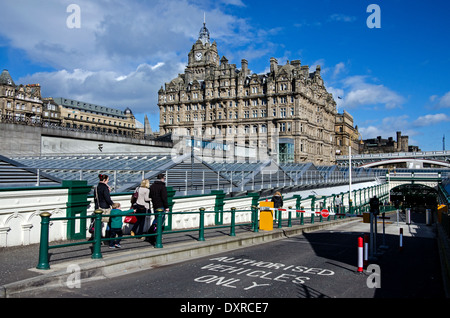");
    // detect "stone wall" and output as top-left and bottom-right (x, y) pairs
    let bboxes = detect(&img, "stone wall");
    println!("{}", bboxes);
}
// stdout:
(0, 123), (172, 156)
